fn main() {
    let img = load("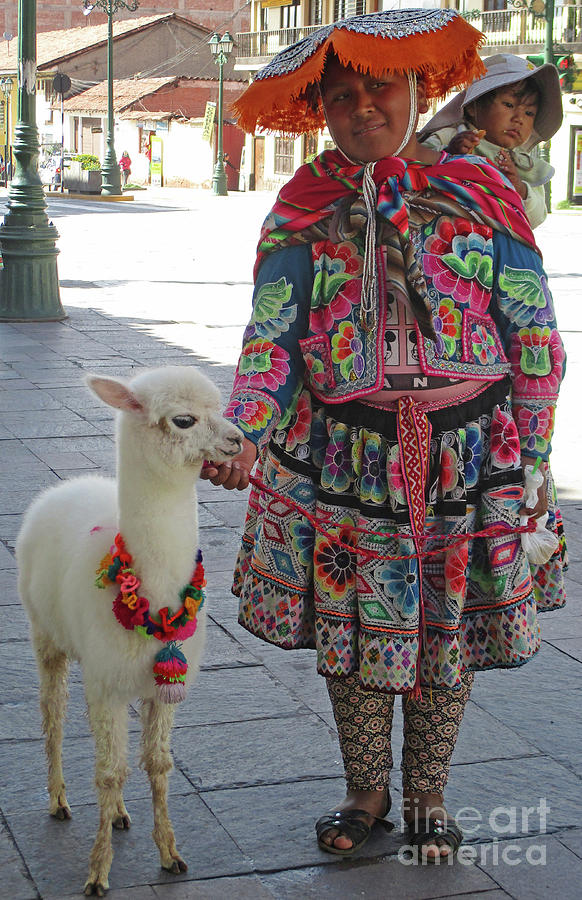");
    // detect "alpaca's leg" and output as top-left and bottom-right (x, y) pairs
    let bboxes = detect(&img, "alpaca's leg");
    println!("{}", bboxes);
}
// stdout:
(84, 698), (130, 896)
(140, 699), (187, 874)
(32, 627), (71, 820)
